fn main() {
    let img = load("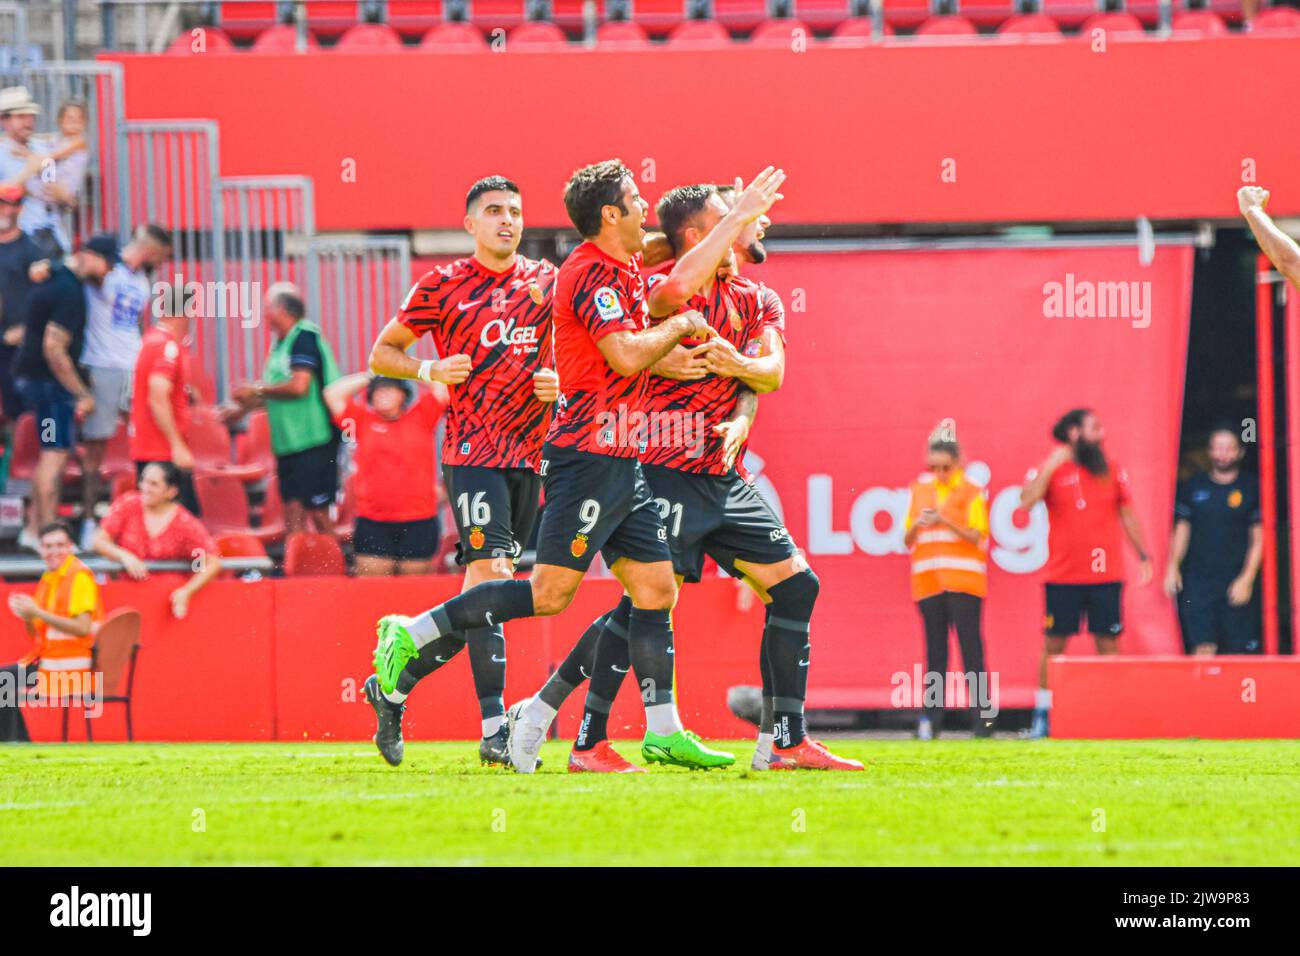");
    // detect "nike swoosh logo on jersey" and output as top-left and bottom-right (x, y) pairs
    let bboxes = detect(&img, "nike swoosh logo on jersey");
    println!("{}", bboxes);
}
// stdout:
(579, 666), (589, 678)
(491, 655), (506, 664)
(457, 299), (486, 311)
(435, 656), (450, 663)
(612, 665), (629, 673)
(484, 611), (494, 625)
